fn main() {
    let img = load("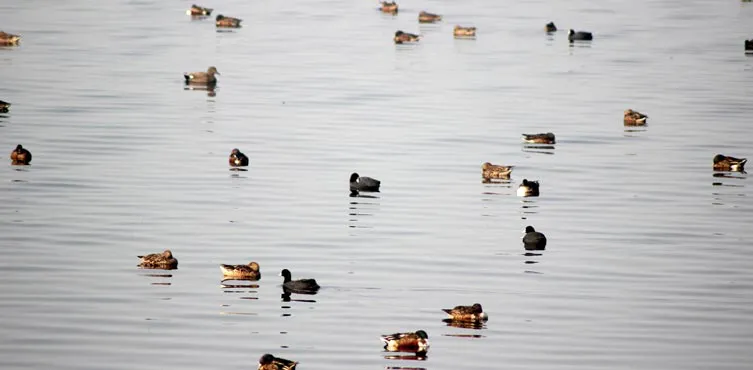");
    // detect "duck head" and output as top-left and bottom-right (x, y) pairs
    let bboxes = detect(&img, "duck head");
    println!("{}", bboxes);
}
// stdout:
(350, 172), (360, 182)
